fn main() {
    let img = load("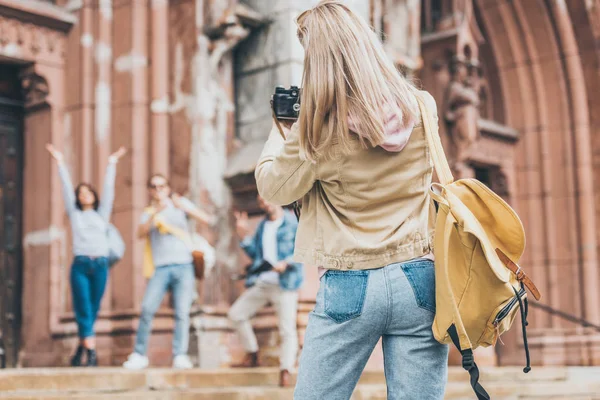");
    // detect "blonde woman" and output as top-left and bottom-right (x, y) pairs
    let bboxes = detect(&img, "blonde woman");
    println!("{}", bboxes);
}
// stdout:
(255, 1), (448, 399)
